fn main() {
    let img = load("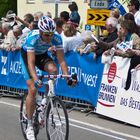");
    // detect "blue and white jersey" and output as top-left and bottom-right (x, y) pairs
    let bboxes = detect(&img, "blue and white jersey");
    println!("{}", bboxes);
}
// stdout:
(22, 30), (63, 55)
